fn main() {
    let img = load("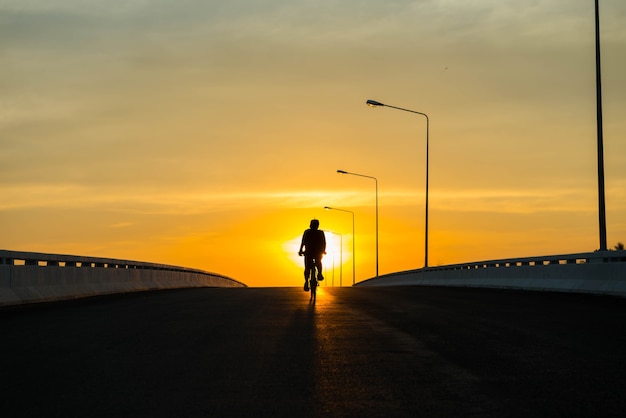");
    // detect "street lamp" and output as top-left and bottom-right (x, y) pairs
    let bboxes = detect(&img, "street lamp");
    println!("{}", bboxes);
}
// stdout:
(366, 99), (430, 268)
(325, 206), (356, 285)
(337, 169), (378, 278)
(594, 0), (607, 251)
